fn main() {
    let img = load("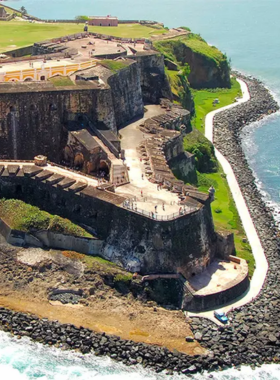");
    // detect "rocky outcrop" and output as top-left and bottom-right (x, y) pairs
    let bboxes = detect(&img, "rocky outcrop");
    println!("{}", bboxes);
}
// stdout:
(178, 43), (230, 89)
(155, 37), (231, 89)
